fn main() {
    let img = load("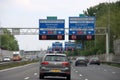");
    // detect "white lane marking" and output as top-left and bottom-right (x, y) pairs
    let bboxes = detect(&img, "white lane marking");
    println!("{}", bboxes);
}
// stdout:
(79, 74), (82, 76)
(34, 73), (37, 75)
(112, 72), (116, 74)
(75, 71), (78, 73)
(24, 77), (29, 80)
(85, 79), (88, 80)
